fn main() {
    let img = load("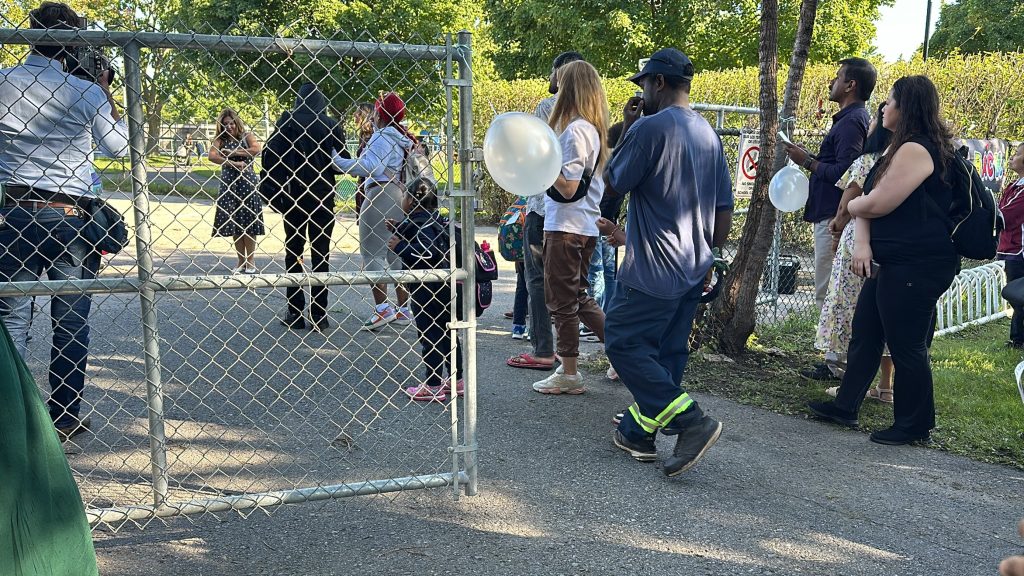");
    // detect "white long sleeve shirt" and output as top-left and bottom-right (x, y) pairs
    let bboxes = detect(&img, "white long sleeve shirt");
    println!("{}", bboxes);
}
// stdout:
(333, 125), (411, 188)
(0, 55), (129, 197)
